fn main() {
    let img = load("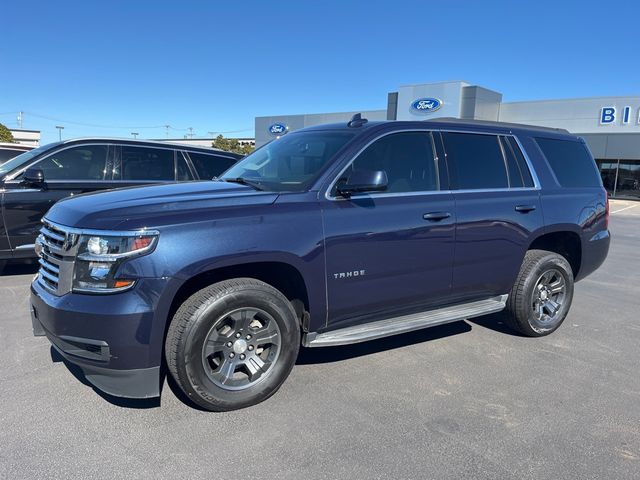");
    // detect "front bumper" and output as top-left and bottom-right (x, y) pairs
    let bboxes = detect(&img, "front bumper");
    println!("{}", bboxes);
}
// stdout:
(30, 277), (172, 398)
